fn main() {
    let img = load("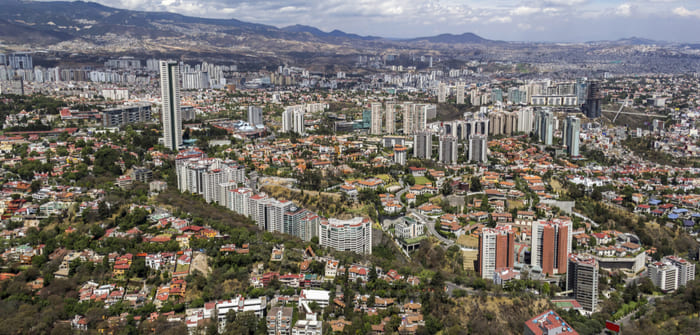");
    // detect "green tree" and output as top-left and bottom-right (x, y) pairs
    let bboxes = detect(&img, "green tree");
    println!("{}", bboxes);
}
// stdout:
(441, 182), (452, 196)
(93, 146), (122, 175)
(470, 176), (482, 192)
(404, 174), (416, 186)
(98, 201), (110, 220)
